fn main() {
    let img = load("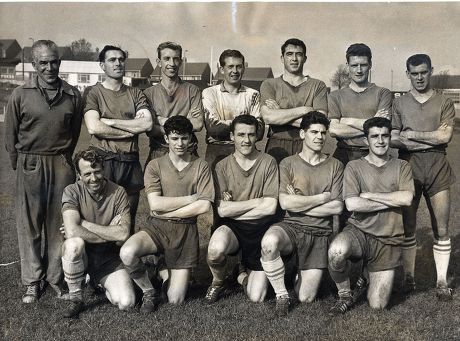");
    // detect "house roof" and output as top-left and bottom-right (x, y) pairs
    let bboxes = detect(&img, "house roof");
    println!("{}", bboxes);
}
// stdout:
(125, 58), (151, 71)
(215, 67), (273, 81)
(151, 62), (209, 76)
(0, 39), (18, 50)
(432, 75), (460, 89)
